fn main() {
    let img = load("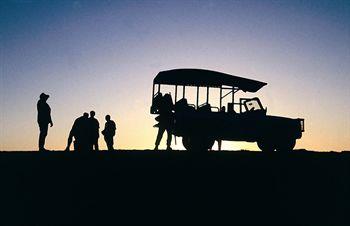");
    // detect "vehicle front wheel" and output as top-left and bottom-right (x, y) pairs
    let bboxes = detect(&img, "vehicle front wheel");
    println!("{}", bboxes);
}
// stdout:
(257, 140), (275, 153)
(276, 139), (295, 152)
(182, 136), (214, 152)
